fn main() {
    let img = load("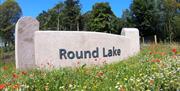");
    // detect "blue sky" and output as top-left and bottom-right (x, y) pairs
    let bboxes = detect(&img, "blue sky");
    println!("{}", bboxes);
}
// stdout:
(14, 0), (132, 18)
